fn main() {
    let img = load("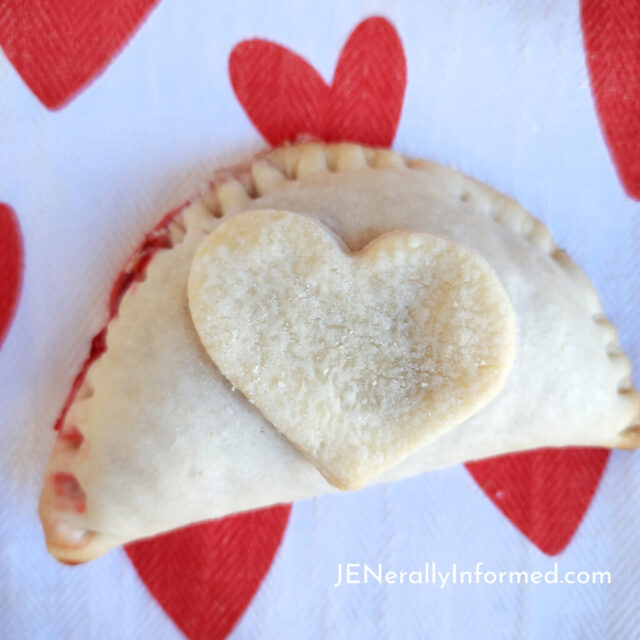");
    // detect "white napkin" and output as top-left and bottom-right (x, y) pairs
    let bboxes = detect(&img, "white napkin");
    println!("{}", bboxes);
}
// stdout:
(1, 1), (638, 638)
